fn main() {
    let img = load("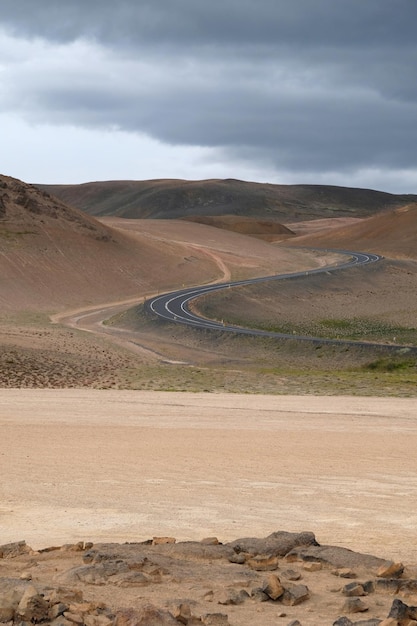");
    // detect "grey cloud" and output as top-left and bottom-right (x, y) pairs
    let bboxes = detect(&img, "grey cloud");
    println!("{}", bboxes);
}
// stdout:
(1, 0), (417, 184)
(2, 0), (416, 49)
